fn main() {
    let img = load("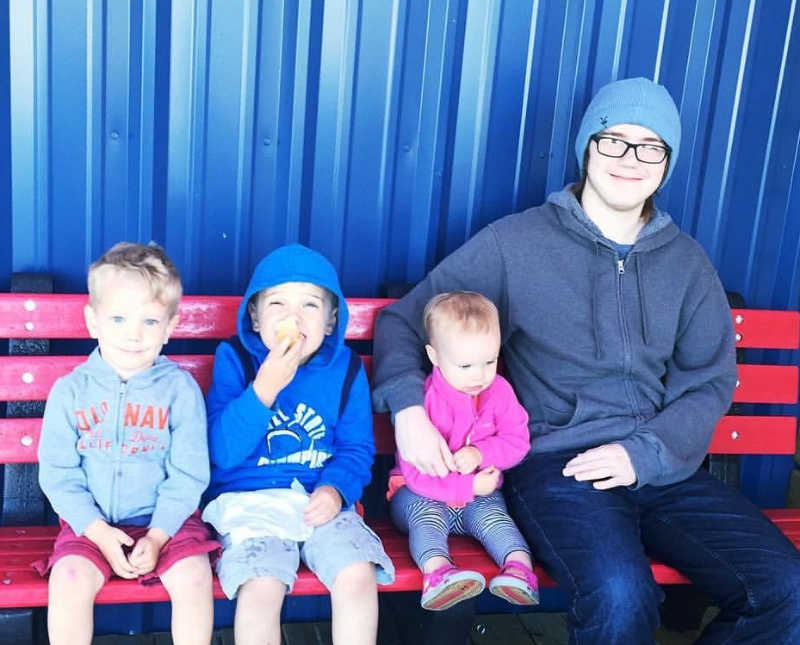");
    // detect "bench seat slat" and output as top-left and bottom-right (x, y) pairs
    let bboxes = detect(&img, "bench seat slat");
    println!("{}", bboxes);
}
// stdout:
(731, 309), (800, 349)
(1, 514), (799, 606)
